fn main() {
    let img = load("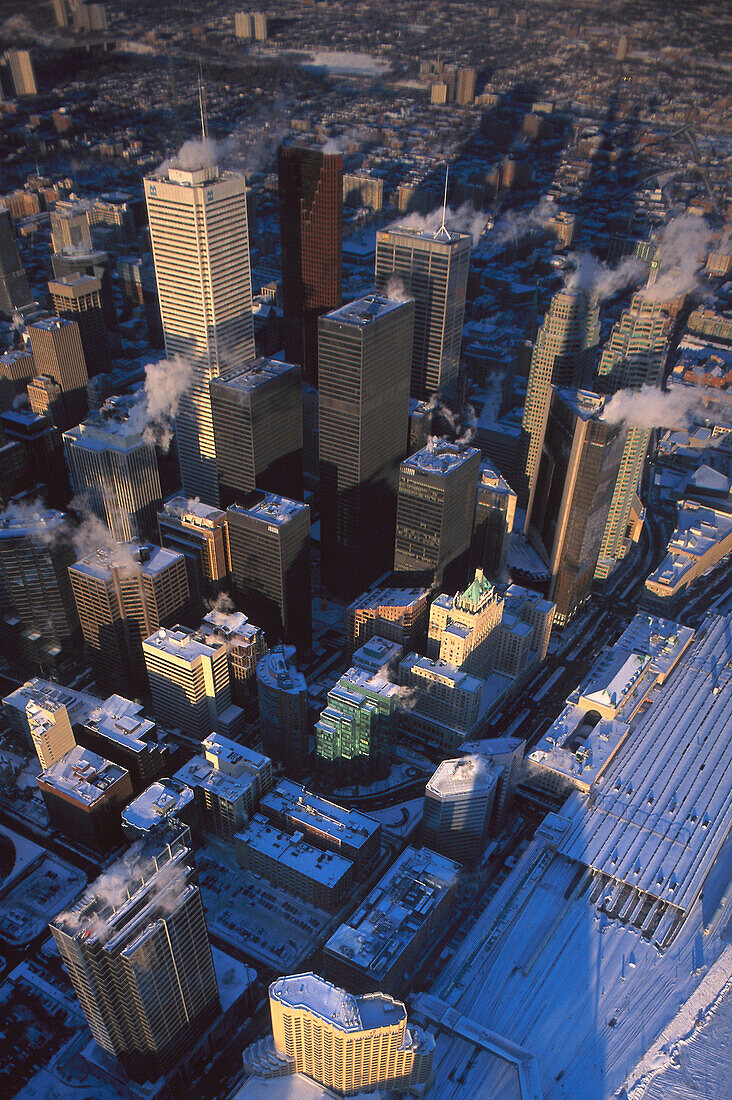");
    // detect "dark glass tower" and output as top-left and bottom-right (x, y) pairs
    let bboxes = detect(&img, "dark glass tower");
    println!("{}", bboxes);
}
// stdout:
(278, 145), (342, 383)
(318, 294), (414, 598)
(210, 358), (303, 506)
(0, 205), (32, 313)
